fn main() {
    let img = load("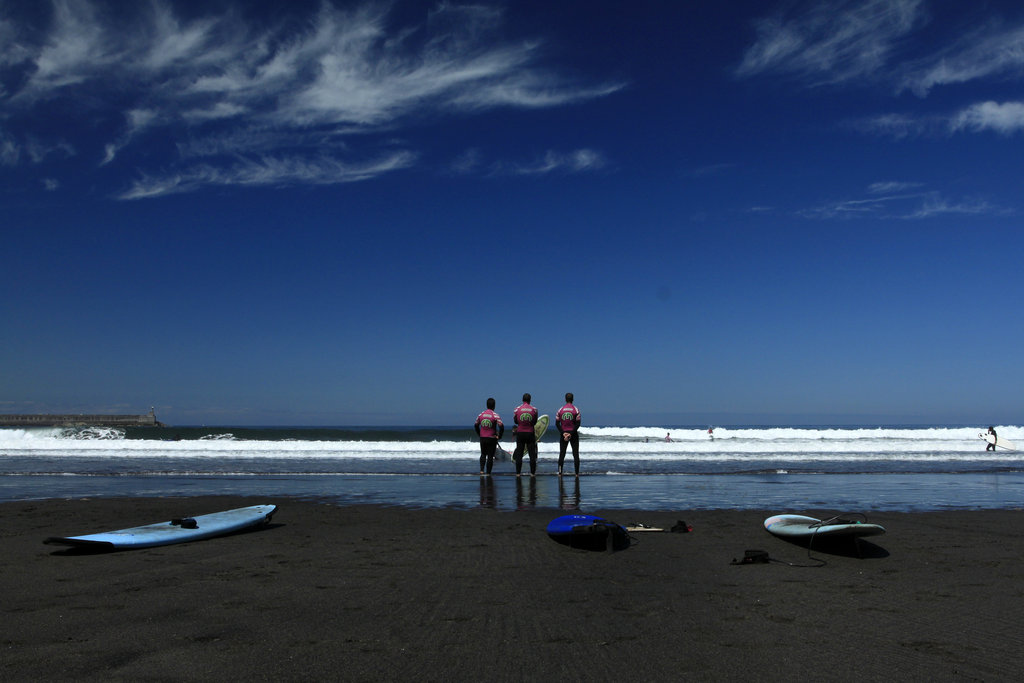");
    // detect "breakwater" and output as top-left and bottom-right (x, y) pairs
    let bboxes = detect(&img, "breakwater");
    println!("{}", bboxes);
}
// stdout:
(0, 409), (164, 427)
